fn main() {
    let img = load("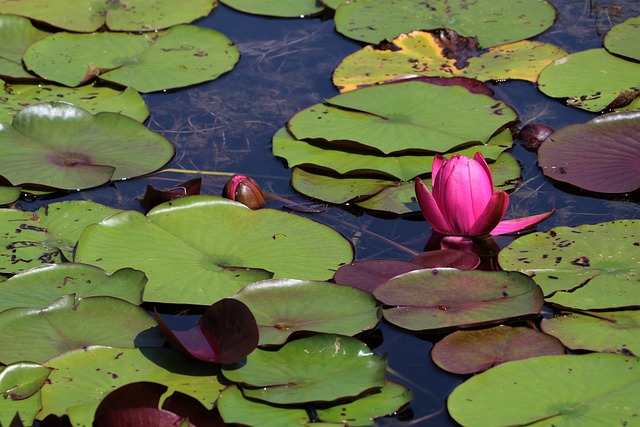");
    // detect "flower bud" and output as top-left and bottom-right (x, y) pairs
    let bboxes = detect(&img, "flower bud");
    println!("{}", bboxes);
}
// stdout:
(222, 175), (267, 209)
